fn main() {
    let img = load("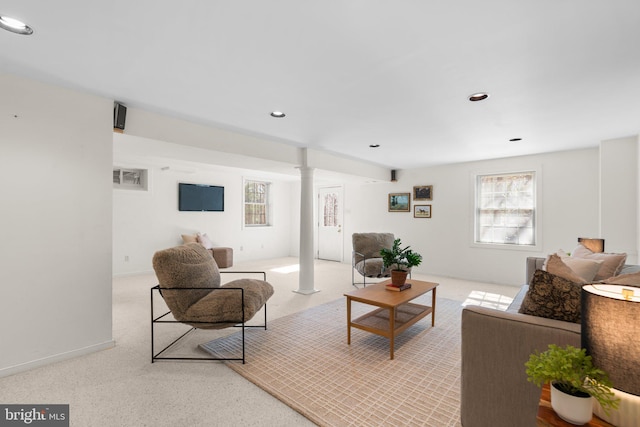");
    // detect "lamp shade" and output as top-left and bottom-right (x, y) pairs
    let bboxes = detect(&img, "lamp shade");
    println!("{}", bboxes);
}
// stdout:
(577, 237), (605, 253)
(581, 285), (640, 395)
